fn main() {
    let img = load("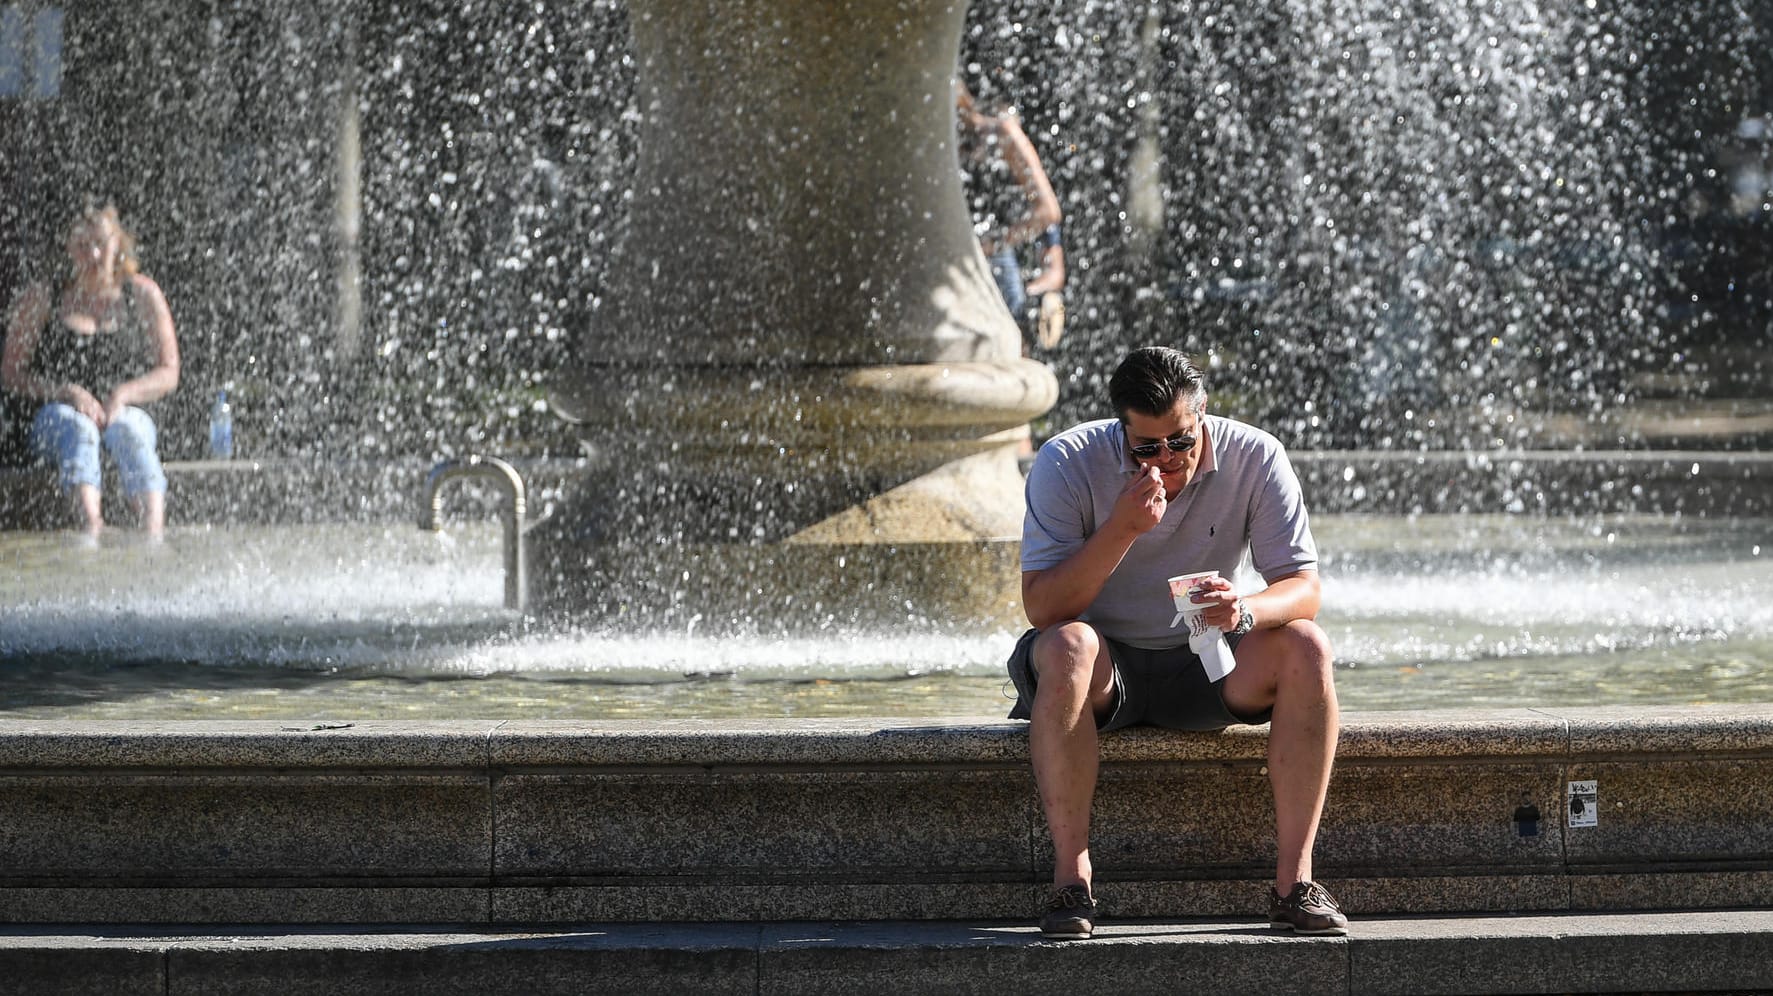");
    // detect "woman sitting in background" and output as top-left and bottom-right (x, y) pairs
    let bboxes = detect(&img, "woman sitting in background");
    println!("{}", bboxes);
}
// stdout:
(2, 202), (179, 541)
